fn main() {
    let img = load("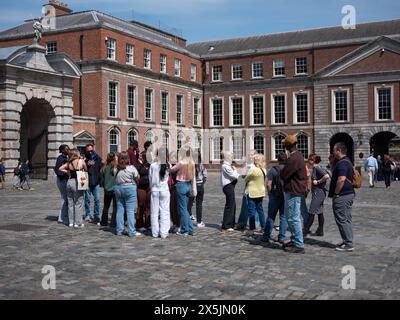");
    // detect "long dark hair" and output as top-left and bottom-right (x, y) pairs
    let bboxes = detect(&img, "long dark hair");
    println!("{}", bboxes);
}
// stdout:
(195, 151), (202, 178)
(157, 147), (169, 180)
